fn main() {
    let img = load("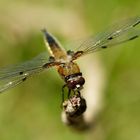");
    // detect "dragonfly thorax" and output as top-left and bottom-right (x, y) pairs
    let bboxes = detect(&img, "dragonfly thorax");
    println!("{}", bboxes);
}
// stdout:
(57, 62), (80, 78)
